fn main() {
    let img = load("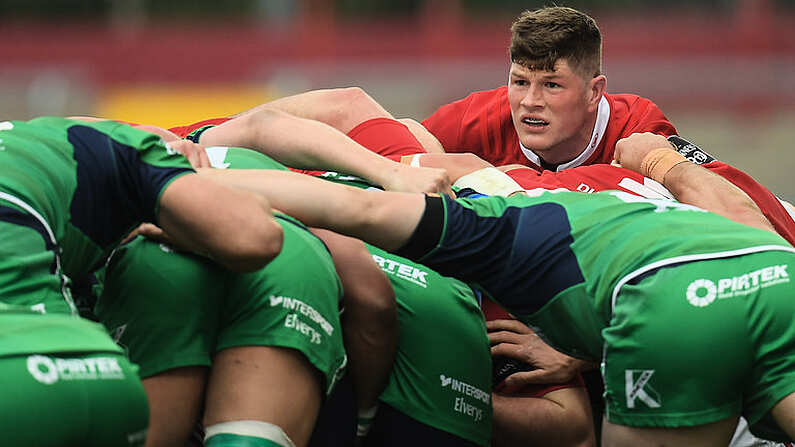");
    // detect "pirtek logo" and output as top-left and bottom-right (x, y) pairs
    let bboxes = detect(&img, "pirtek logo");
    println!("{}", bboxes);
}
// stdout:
(371, 254), (429, 288)
(27, 355), (125, 385)
(686, 264), (789, 307)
